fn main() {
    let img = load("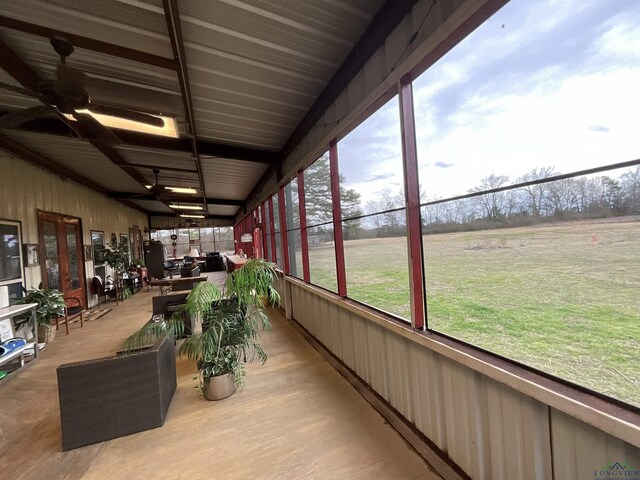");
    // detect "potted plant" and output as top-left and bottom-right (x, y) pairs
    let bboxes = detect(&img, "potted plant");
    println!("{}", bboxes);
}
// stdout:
(97, 237), (131, 299)
(124, 259), (280, 400)
(179, 259), (280, 400)
(14, 285), (66, 343)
